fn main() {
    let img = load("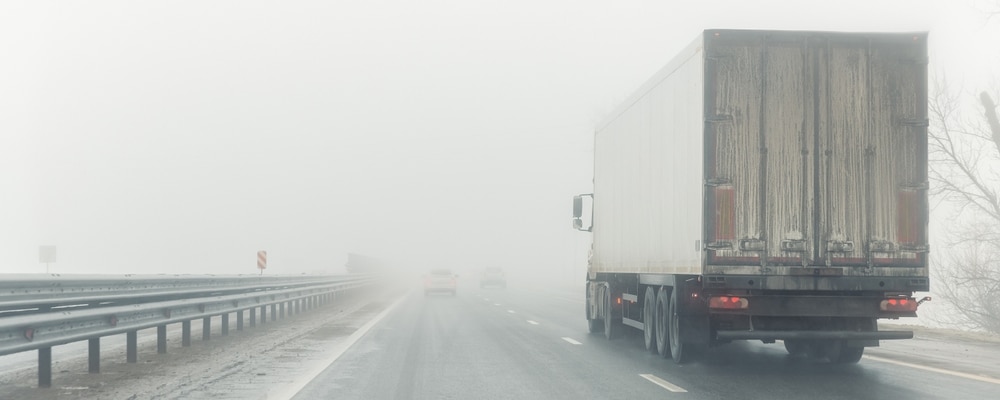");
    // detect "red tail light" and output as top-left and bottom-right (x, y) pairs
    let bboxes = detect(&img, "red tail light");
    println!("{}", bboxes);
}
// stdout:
(880, 297), (918, 312)
(709, 296), (748, 310)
